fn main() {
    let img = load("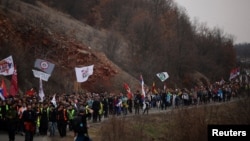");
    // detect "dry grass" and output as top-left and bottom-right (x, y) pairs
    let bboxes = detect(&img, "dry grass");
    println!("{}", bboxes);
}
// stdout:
(92, 96), (250, 141)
